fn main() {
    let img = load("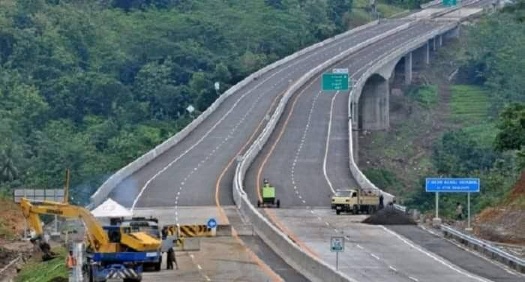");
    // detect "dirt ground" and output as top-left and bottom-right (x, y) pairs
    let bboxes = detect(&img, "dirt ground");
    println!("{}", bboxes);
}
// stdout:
(474, 171), (525, 245)
(0, 198), (36, 281)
